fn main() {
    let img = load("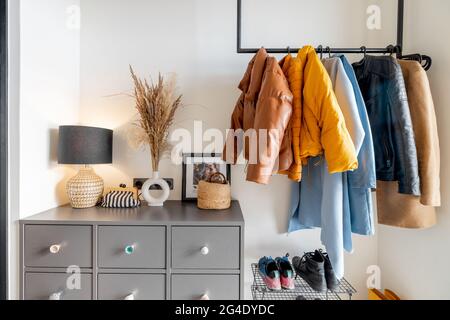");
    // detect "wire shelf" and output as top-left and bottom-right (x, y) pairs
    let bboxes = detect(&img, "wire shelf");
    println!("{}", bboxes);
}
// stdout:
(251, 263), (356, 301)
(252, 285), (341, 301)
